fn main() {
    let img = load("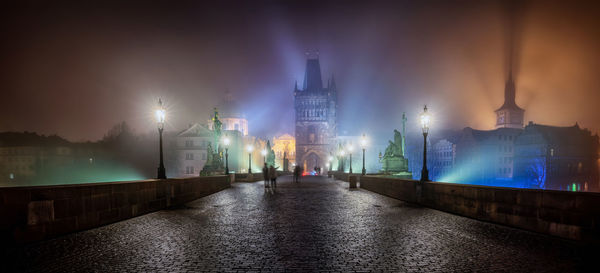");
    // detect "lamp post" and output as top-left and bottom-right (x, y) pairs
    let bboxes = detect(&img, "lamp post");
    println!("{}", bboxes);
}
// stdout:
(155, 99), (166, 179)
(360, 134), (367, 175)
(247, 145), (253, 174)
(339, 150), (345, 172)
(420, 105), (430, 182)
(223, 135), (230, 174)
(348, 144), (354, 174)
(261, 149), (267, 165)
